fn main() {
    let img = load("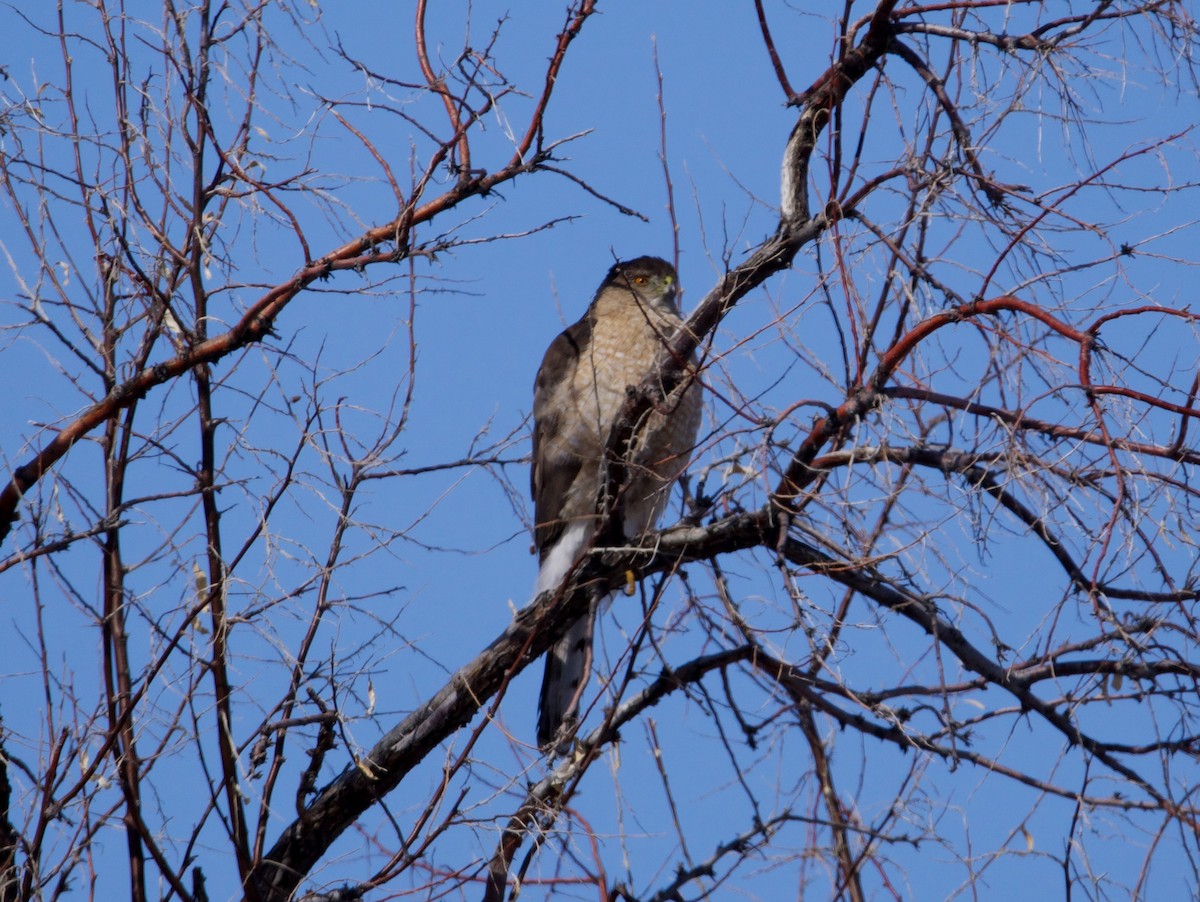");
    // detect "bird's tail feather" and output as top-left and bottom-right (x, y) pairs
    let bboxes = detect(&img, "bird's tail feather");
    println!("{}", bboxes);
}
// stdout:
(534, 521), (595, 752)
(537, 599), (597, 751)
